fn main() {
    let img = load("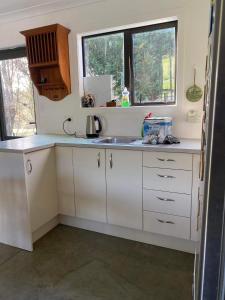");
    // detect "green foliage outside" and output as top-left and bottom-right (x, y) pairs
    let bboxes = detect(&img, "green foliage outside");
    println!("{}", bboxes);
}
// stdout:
(84, 33), (124, 98)
(133, 28), (176, 103)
